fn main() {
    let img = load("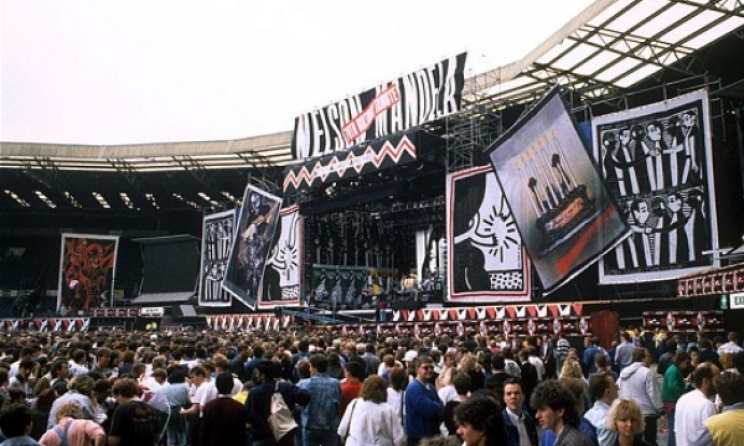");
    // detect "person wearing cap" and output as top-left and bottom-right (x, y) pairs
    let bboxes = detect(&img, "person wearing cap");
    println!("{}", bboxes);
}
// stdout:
(404, 355), (444, 446)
